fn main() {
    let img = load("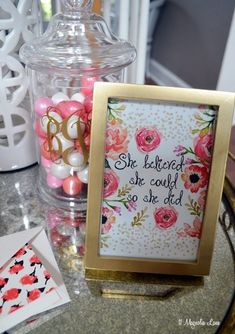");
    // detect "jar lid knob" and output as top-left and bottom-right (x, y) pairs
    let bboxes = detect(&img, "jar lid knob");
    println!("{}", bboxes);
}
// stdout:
(61, 0), (93, 13)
